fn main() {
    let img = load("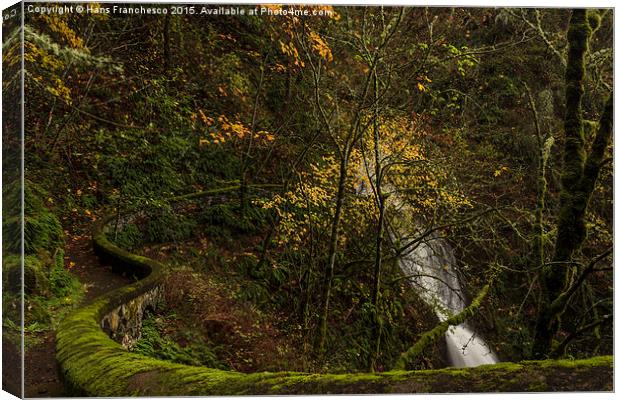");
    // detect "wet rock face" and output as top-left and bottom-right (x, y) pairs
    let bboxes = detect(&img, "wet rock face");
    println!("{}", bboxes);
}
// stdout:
(100, 285), (164, 349)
